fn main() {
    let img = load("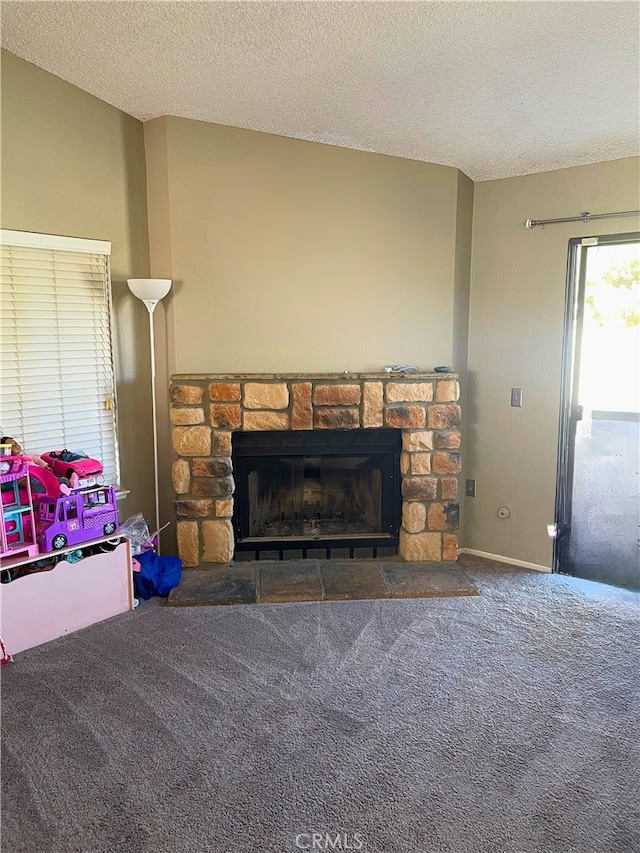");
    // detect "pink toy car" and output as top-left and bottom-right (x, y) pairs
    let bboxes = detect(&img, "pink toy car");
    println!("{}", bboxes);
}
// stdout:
(34, 484), (118, 552)
(40, 450), (103, 483)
